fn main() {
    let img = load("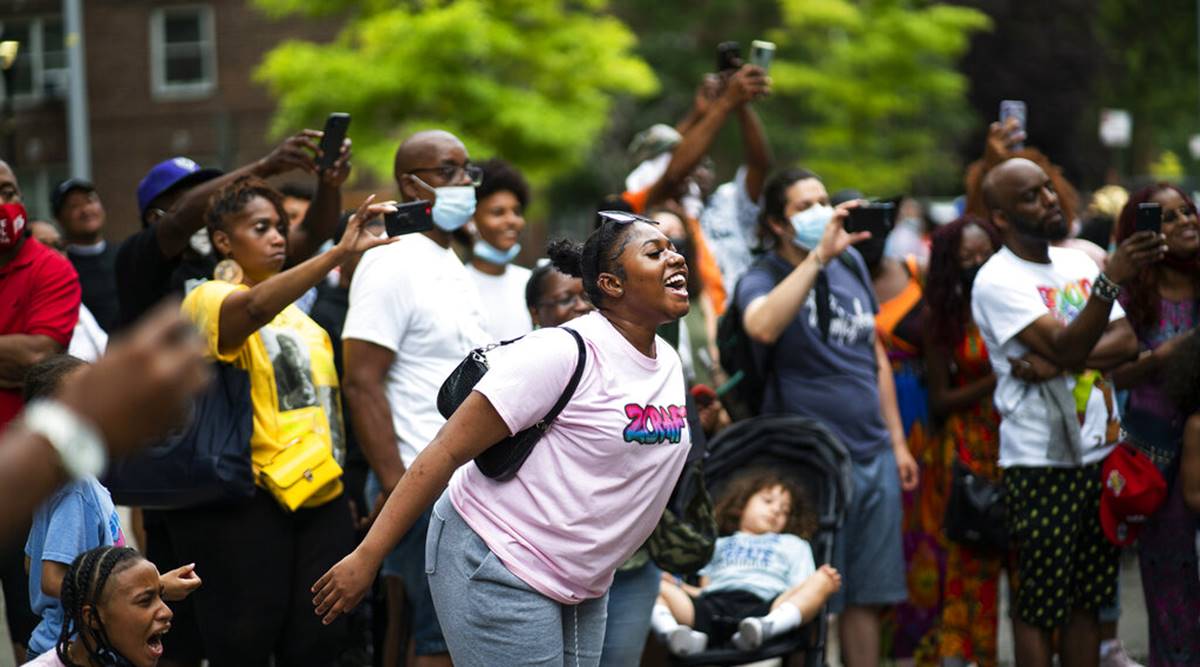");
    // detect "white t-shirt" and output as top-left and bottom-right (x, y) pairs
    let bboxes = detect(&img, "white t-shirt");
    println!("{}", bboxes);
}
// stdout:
(448, 311), (691, 604)
(343, 234), (490, 466)
(700, 532), (816, 602)
(465, 263), (534, 341)
(699, 166), (761, 297)
(23, 649), (67, 666)
(972, 246), (1124, 468)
